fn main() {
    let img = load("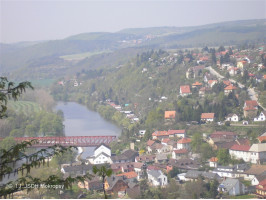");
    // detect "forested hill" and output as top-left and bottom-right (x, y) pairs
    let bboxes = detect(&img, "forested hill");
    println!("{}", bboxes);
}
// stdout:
(1, 19), (265, 80)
